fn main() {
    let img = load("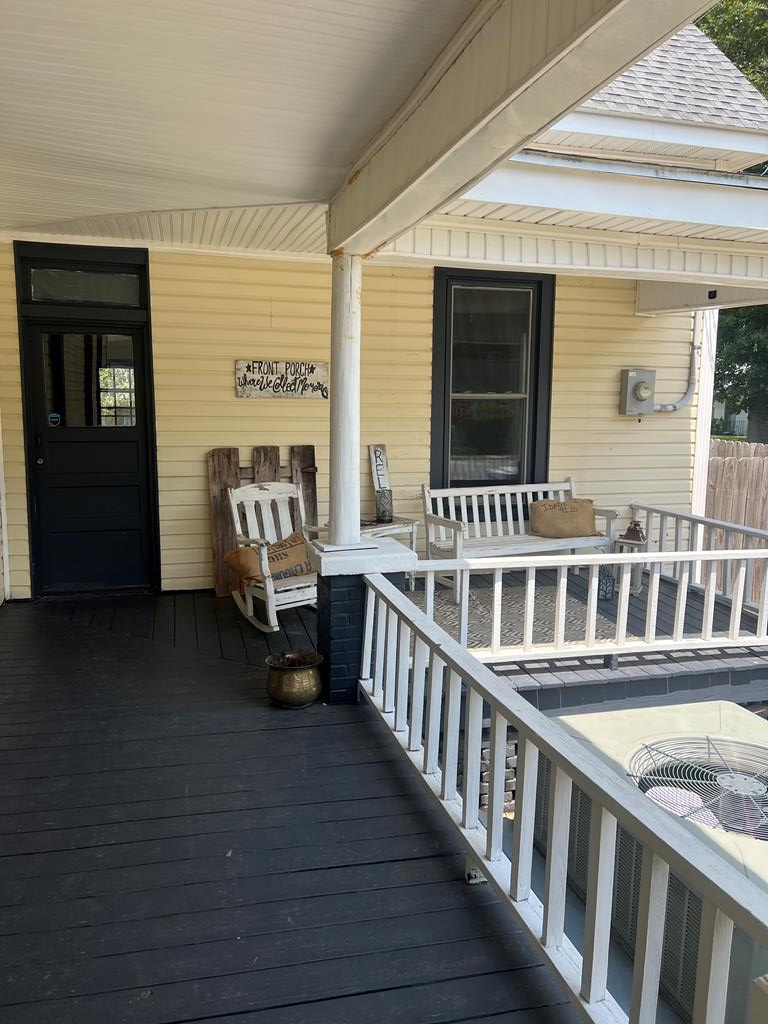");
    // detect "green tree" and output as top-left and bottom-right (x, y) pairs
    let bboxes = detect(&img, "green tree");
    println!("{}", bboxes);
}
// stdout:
(714, 307), (768, 441)
(699, 0), (768, 98)
(700, 2), (768, 439)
